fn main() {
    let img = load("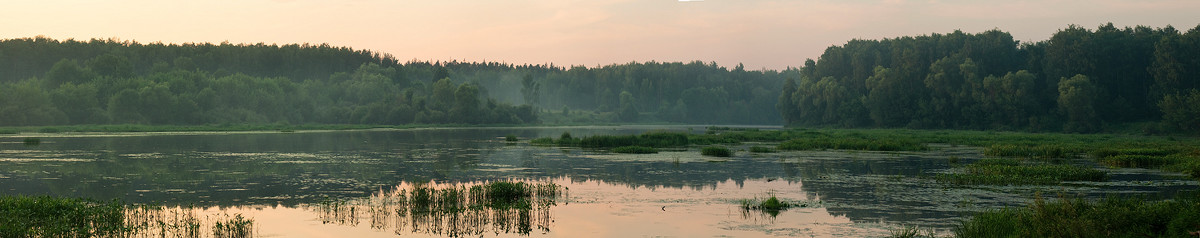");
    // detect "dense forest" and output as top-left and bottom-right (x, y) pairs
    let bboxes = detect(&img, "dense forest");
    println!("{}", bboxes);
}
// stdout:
(778, 23), (1200, 133)
(0, 37), (786, 126)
